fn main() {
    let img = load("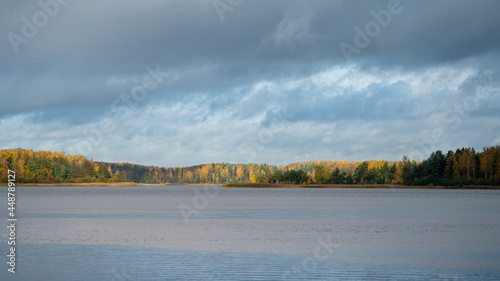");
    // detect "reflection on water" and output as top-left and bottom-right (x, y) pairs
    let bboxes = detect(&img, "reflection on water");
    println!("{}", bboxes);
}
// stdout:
(1, 186), (499, 280)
